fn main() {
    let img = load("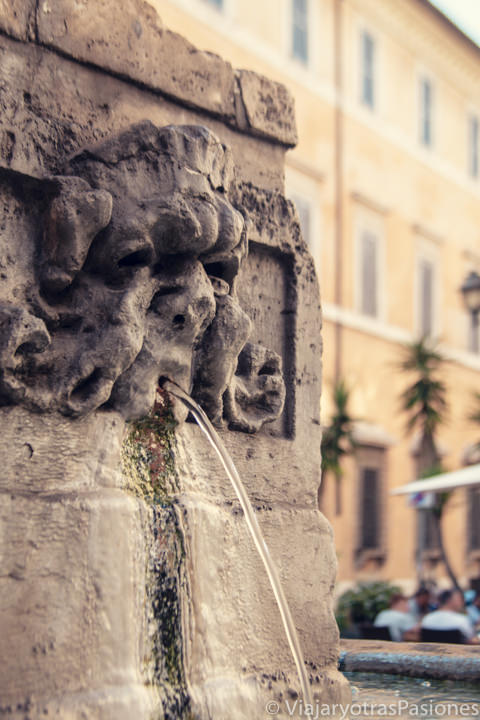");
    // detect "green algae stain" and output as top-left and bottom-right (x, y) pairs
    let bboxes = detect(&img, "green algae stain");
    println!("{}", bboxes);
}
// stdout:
(121, 388), (194, 718)
(121, 388), (178, 505)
